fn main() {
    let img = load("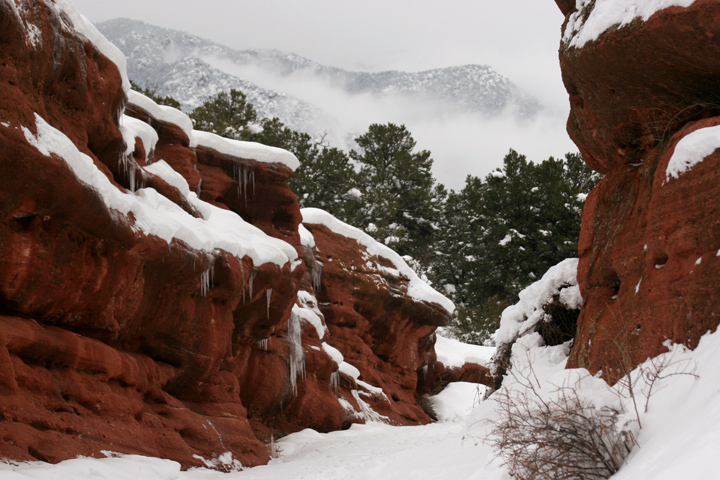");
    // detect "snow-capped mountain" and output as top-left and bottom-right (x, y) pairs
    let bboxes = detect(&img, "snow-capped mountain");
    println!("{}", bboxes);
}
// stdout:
(98, 18), (539, 137)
